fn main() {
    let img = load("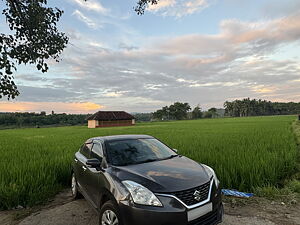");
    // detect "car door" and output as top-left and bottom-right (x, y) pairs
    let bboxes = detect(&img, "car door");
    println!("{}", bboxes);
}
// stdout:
(84, 141), (107, 207)
(75, 142), (93, 196)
